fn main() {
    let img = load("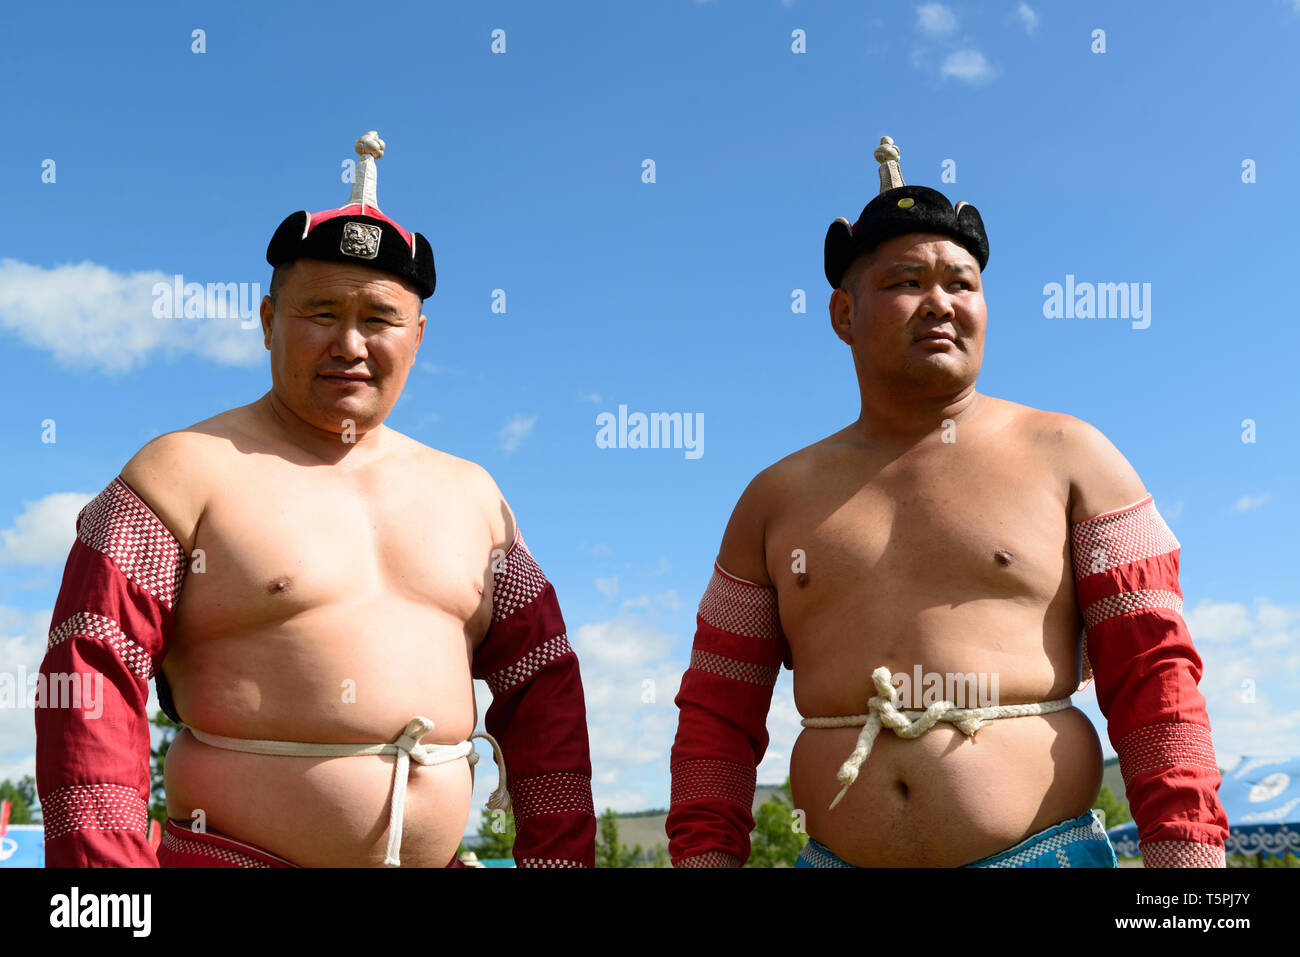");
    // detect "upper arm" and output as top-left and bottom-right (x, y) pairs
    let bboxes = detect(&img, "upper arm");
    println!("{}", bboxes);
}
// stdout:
(716, 467), (777, 586)
(1060, 415), (1150, 525)
(467, 461), (517, 556)
(119, 431), (207, 553)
